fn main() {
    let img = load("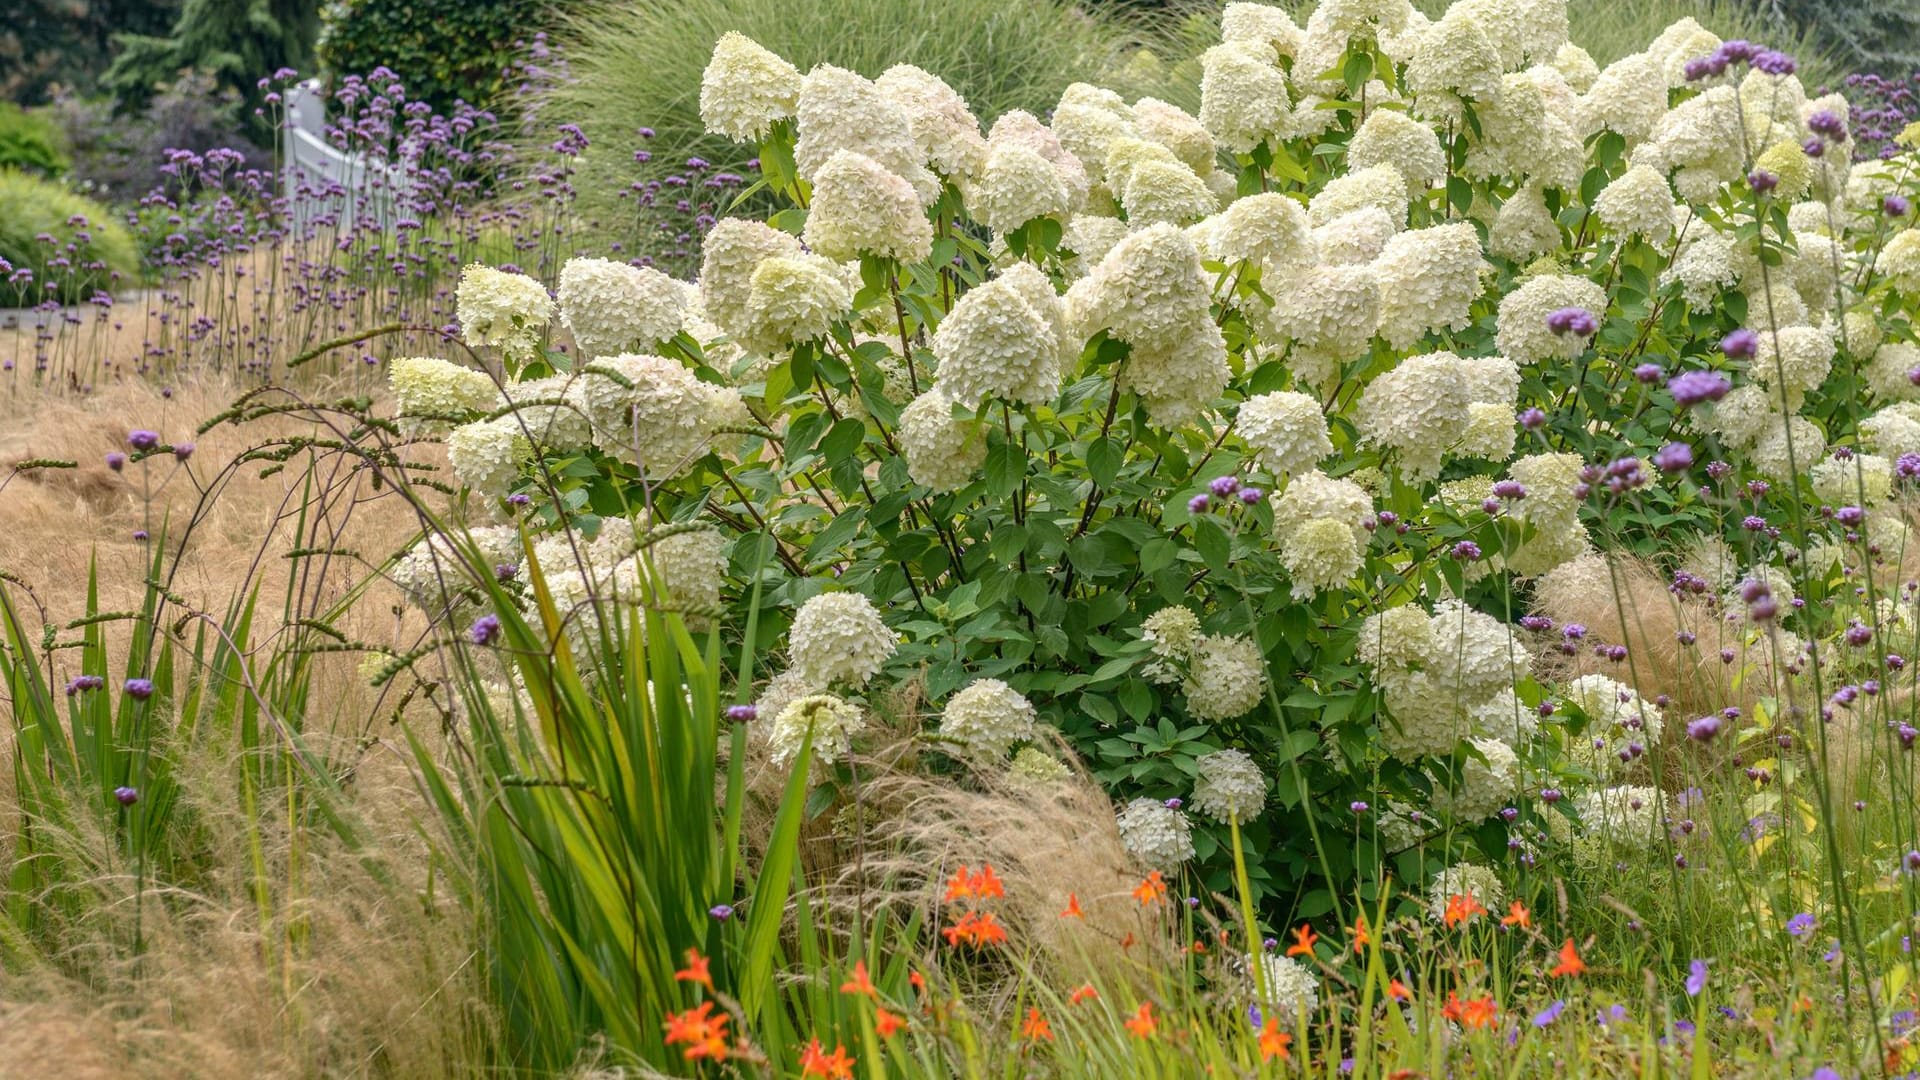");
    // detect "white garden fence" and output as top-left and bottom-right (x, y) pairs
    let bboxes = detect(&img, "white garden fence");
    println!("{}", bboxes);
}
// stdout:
(281, 79), (411, 232)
